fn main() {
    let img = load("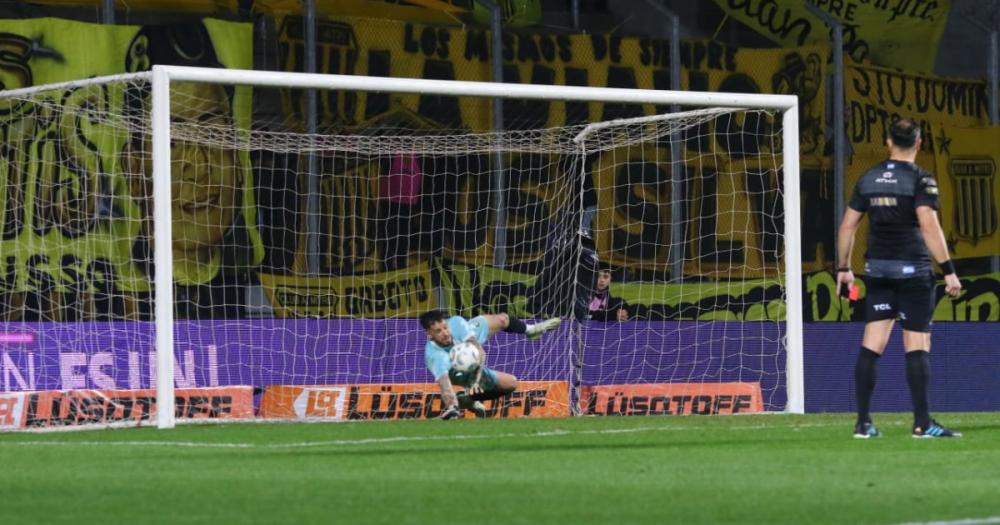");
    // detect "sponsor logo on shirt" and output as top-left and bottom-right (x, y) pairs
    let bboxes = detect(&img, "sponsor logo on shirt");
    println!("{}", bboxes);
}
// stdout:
(870, 197), (898, 206)
(875, 171), (898, 184)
